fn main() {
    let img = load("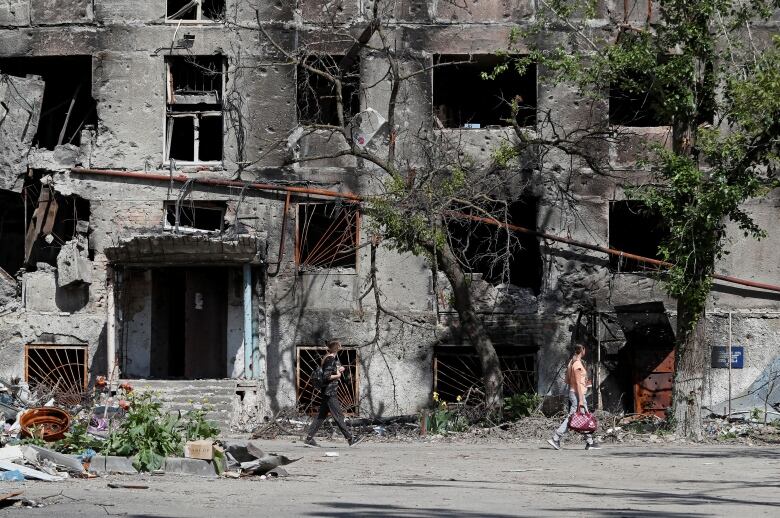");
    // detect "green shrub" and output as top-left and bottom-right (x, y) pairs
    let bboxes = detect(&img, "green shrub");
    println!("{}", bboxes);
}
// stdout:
(502, 393), (542, 420)
(104, 391), (183, 471)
